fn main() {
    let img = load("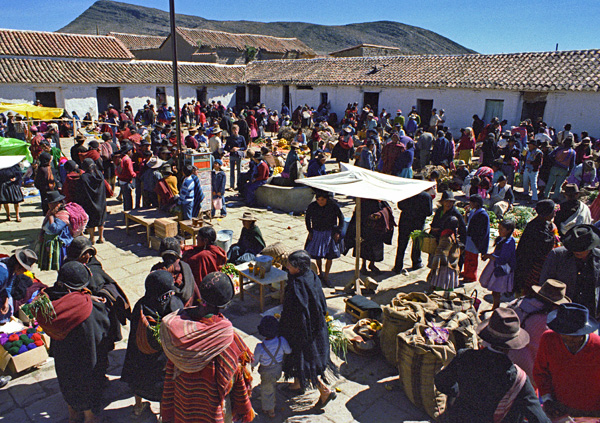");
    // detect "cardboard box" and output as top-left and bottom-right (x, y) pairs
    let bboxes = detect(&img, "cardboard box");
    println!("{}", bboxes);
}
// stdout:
(18, 306), (31, 325)
(0, 342), (48, 374)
